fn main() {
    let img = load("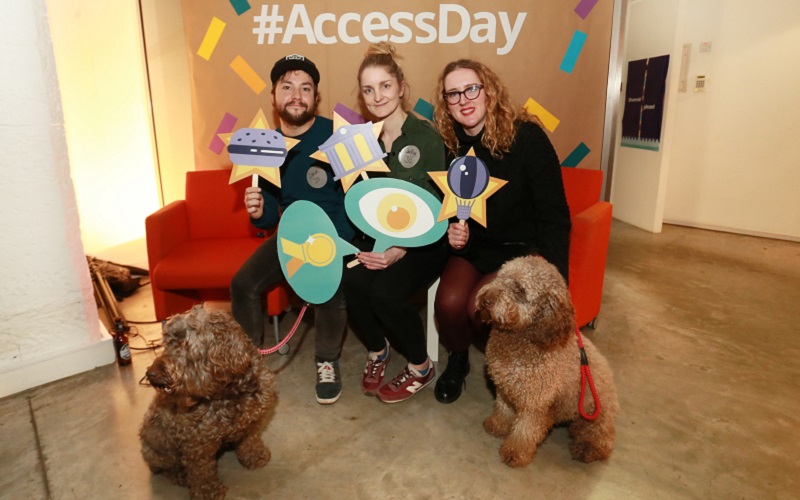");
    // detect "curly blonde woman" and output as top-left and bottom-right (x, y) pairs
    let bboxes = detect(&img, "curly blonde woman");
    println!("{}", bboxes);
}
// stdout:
(431, 59), (572, 404)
